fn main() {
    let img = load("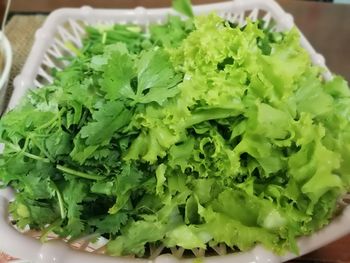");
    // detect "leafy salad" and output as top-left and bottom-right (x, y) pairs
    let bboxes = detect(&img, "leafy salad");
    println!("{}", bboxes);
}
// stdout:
(1, 0), (350, 258)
